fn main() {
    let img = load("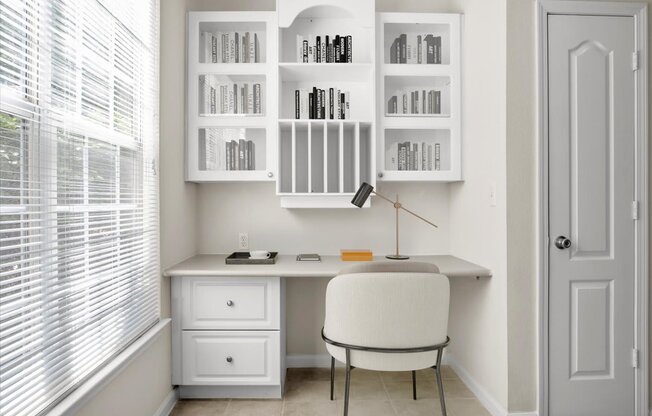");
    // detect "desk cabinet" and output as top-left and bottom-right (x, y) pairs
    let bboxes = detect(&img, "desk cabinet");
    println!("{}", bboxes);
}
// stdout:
(172, 276), (285, 398)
